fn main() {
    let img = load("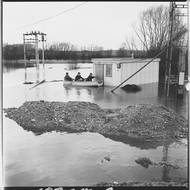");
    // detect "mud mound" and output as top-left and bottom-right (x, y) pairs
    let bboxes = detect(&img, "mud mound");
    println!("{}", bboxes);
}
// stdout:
(4, 101), (188, 144)
(135, 157), (153, 168)
(4, 101), (60, 133)
(54, 101), (106, 132)
(121, 84), (141, 93)
(107, 104), (187, 140)
(4, 101), (106, 134)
